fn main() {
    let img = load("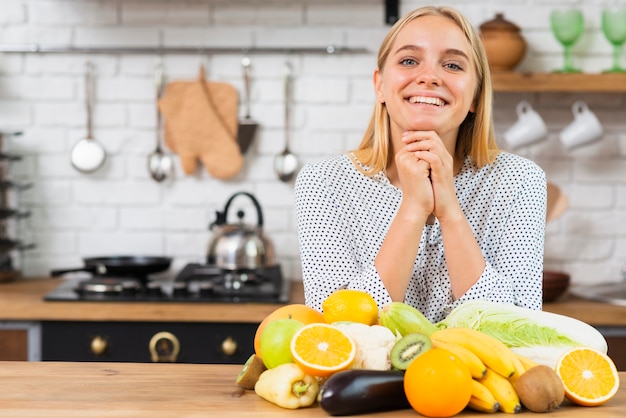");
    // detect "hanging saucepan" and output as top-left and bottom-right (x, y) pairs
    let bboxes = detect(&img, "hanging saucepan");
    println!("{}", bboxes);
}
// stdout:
(207, 192), (276, 271)
(0, 208), (31, 220)
(0, 237), (35, 253)
(50, 256), (172, 278)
